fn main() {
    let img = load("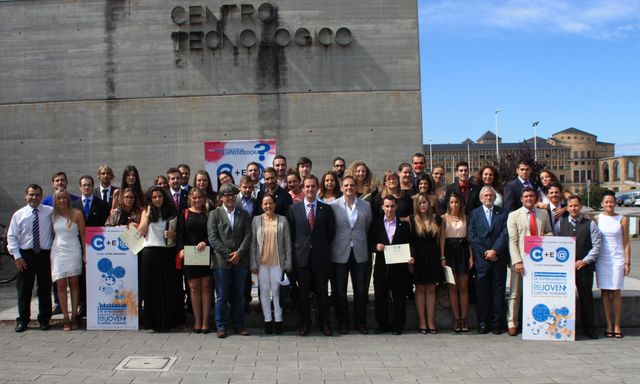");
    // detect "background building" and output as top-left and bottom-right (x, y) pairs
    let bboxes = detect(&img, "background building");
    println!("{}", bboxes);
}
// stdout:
(0, 0), (422, 221)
